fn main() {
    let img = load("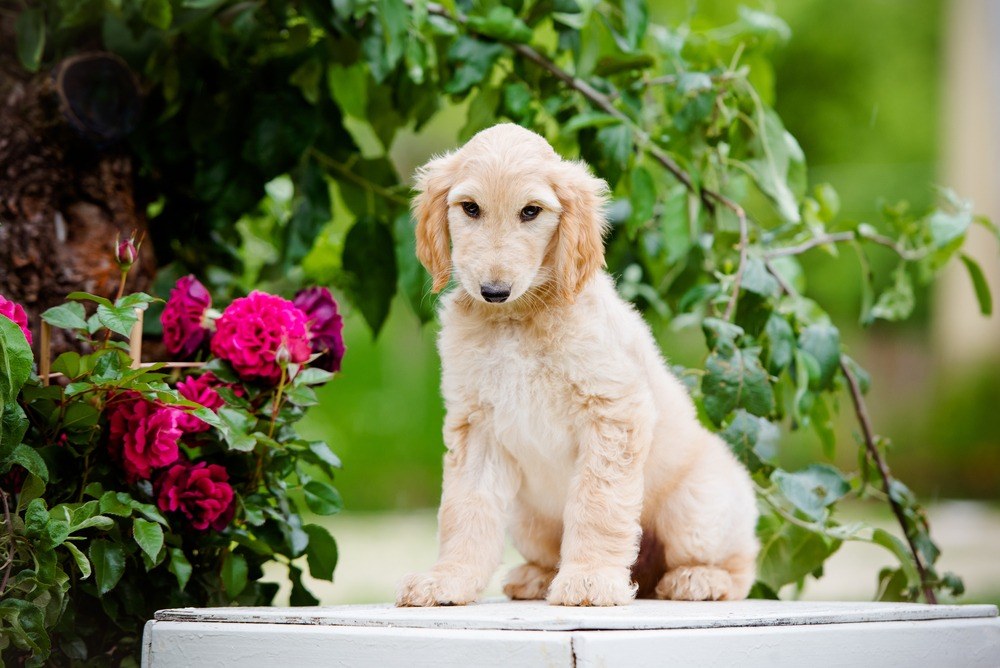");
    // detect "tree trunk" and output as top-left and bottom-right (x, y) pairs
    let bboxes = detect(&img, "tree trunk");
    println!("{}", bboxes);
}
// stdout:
(1, 14), (155, 354)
